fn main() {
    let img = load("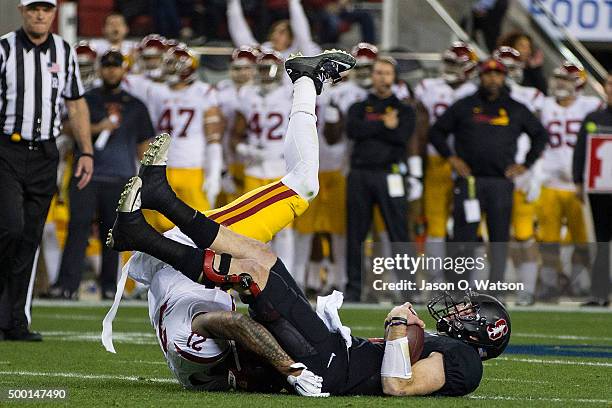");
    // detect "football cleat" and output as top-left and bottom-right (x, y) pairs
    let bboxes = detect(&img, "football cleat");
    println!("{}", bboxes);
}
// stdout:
(138, 133), (181, 214)
(285, 50), (356, 95)
(107, 177), (156, 252)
